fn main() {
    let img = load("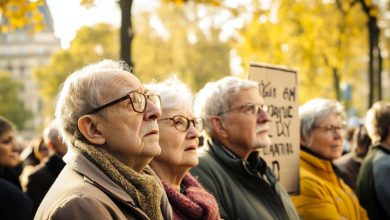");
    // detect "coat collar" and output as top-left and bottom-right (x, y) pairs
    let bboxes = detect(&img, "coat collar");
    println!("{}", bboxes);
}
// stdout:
(68, 152), (139, 207)
(300, 148), (339, 184)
